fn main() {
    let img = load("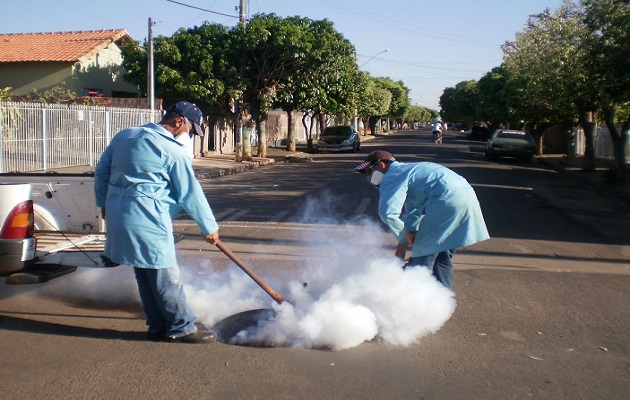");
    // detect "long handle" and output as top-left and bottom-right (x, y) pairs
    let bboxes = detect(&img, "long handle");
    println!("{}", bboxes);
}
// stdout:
(215, 240), (286, 304)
